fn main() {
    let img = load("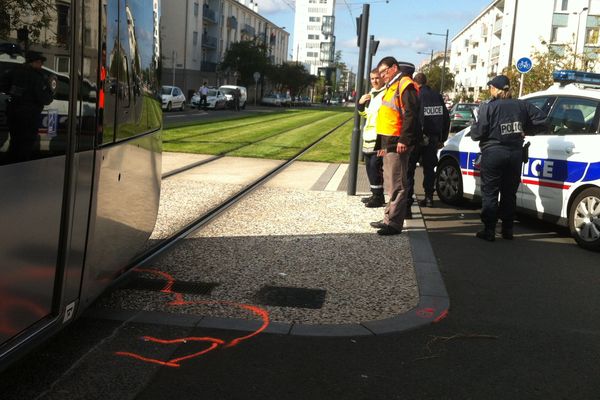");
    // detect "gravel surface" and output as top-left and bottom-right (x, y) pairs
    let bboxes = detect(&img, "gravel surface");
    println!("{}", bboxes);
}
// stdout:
(101, 178), (419, 325)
